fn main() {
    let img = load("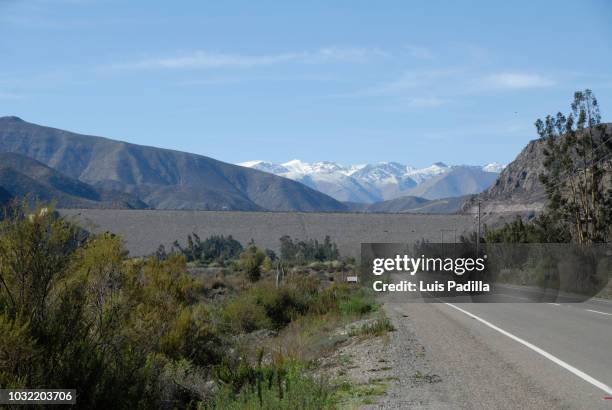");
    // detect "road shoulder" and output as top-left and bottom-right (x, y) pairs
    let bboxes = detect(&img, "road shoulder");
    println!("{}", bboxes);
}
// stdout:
(371, 302), (575, 409)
